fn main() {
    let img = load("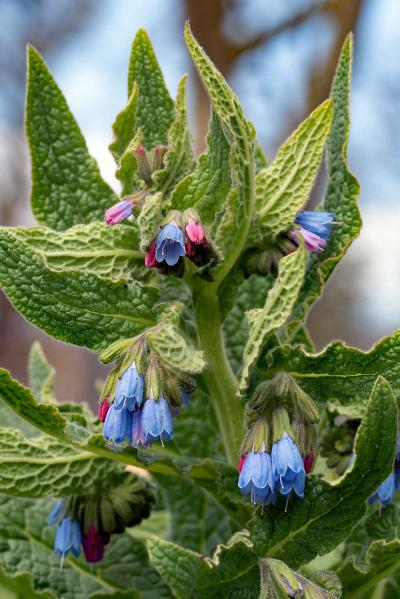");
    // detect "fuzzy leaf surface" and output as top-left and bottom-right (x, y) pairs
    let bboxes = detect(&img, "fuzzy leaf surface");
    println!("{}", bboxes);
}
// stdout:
(0, 230), (157, 352)
(26, 46), (118, 230)
(240, 245), (306, 391)
(146, 323), (205, 373)
(251, 100), (332, 243)
(0, 564), (54, 599)
(28, 341), (56, 403)
(250, 377), (397, 568)
(109, 83), (138, 160)
(138, 192), (162, 251)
